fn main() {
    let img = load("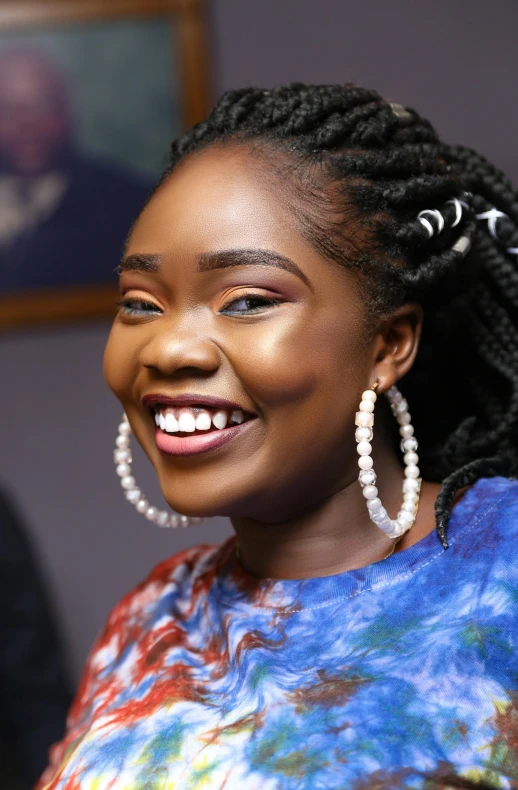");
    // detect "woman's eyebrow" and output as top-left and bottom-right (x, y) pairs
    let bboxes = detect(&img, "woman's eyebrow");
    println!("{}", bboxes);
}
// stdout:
(197, 249), (313, 290)
(118, 249), (313, 291)
(117, 254), (161, 274)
